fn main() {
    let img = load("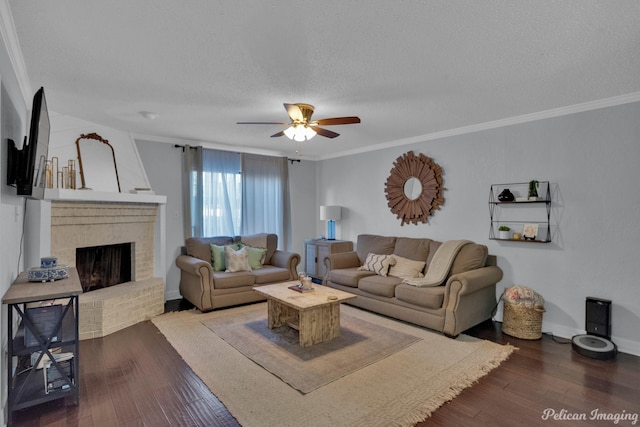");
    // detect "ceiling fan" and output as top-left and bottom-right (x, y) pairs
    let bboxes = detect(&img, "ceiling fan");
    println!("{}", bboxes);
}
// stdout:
(237, 103), (360, 141)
